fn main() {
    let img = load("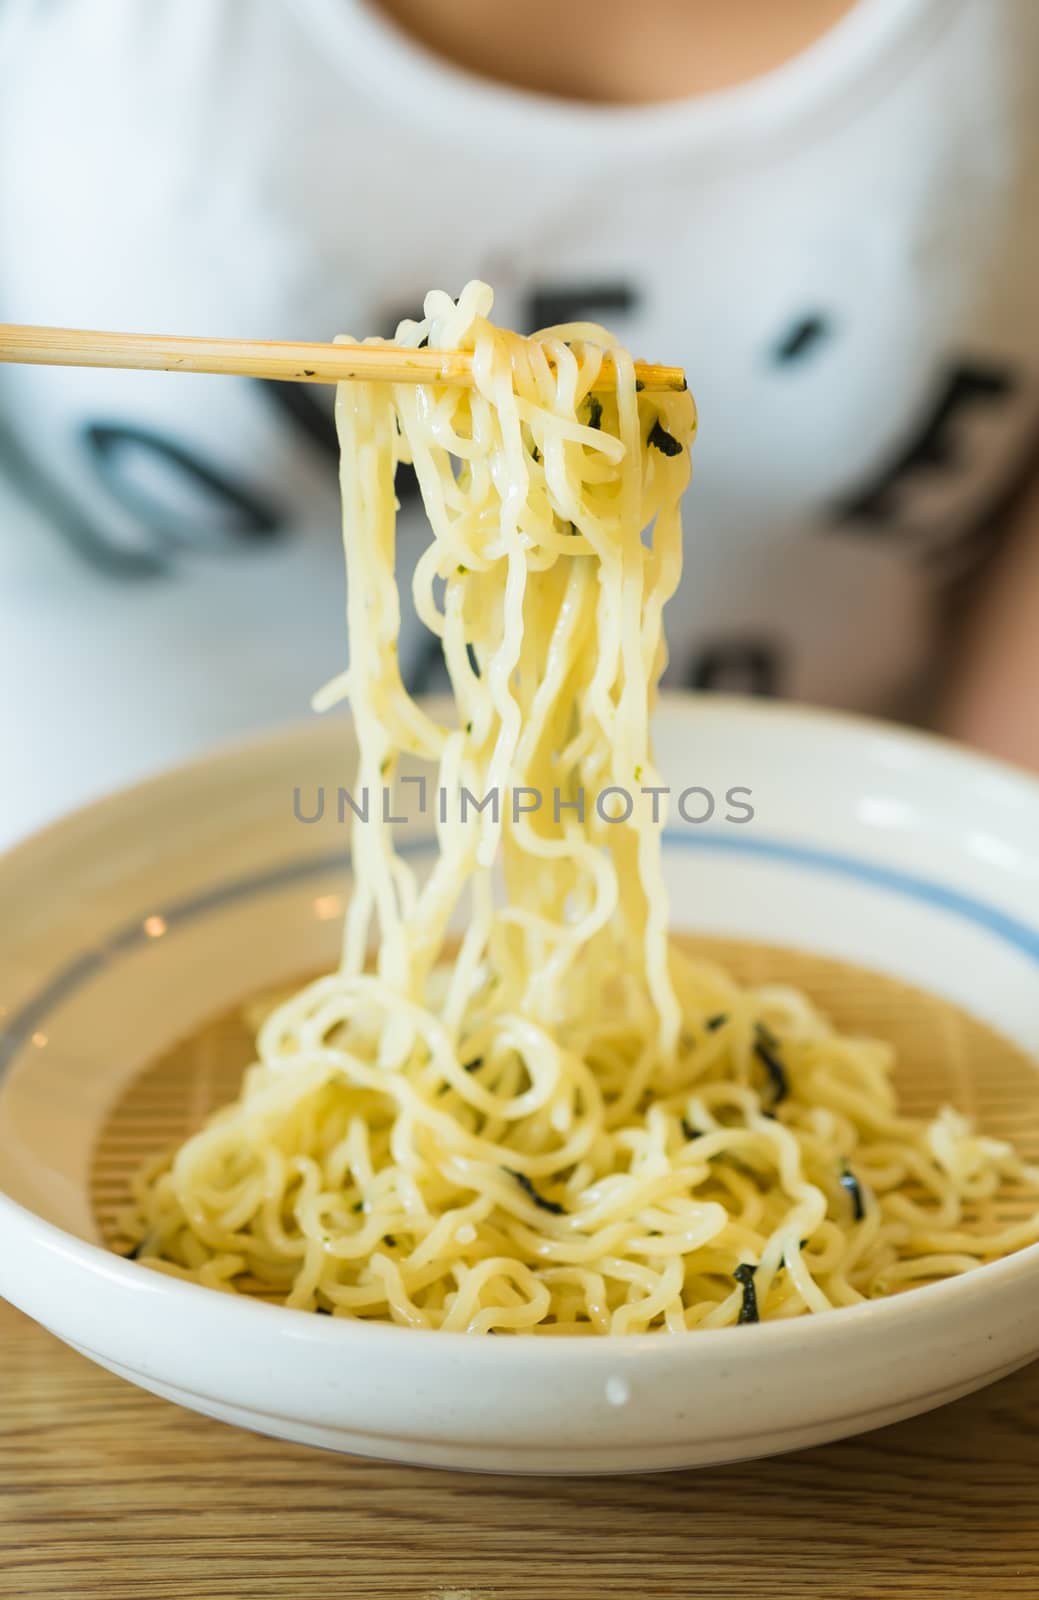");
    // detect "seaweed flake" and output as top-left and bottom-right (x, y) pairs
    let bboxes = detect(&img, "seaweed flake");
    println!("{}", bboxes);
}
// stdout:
(734, 1262), (760, 1325)
(648, 419), (682, 457)
(586, 395), (603, 430)
(753, 1027), (789, 1106)
(506, 1168), (566, 1215)
(705, 1013), (729, 1032)
(839, 1161), (865, 1221)
(463, 1056), (483, 1073)
(681, 1118), (702, 1142)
